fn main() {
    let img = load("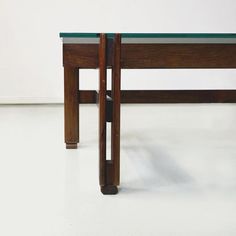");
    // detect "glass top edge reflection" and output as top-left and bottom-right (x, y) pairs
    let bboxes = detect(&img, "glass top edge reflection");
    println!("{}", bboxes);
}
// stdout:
(59, 33), (99, 38)
(60, 33), (236, 38)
